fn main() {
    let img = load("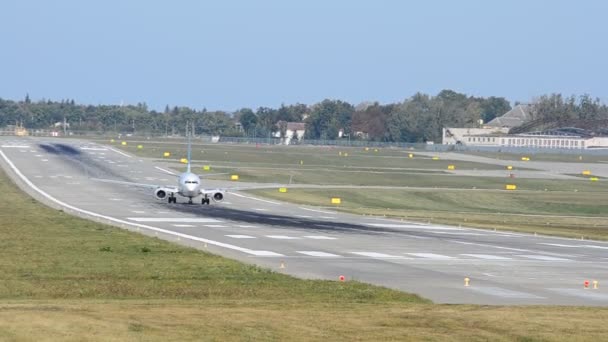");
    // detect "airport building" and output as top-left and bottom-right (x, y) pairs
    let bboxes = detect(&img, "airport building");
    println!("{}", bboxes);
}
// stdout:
(442, 105), (608, 149)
